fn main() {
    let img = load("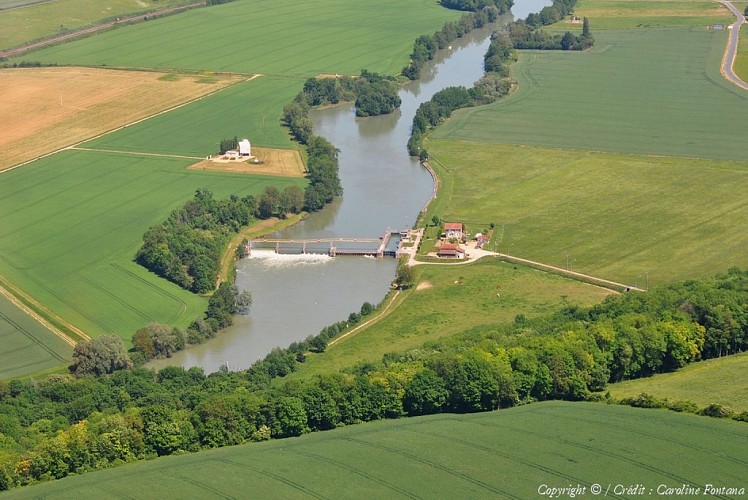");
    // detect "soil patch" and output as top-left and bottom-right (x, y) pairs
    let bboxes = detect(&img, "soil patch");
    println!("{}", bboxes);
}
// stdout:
(416, 281), (433, 291)
(0, 67), (243, 171)
(188, 147), (306, 177)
